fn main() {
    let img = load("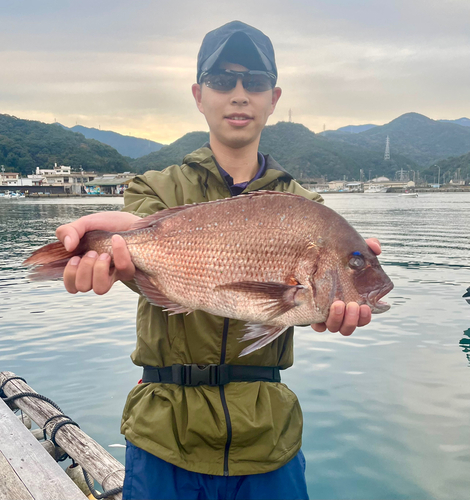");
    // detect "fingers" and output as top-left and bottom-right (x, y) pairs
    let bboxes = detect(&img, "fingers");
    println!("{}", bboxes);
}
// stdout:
(112, 235), (135, 281)
(92, 253), (115, 295)
(311, 322), (327, 332)
(358, 305), (372, 327)
(57, 212), (139, 295)
(311, 302), (372, 336)
(63, 251), (115, 295)
(56, 212), (140, 252)
(63, 256), (80, 293)
(56, 223), (83, 252)
(75, 251), (100, 293)
(337, 303), (360, 336)
(365, 237), (381, 255)
(324, 301), (346, 333)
